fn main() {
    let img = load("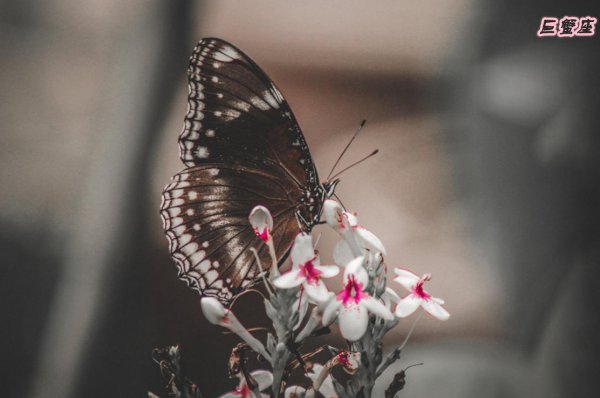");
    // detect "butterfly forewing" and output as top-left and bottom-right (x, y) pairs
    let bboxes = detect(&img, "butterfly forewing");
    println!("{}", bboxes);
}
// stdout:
(180, 38), (318, 187)
(161, 38), (325, 304)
